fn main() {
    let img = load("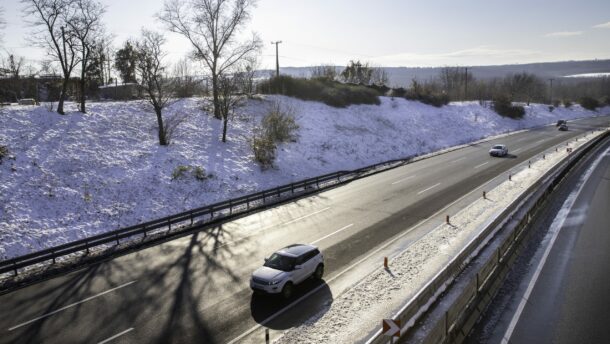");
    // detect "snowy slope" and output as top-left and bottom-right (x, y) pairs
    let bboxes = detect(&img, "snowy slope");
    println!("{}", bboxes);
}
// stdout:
(0, 96), (606, 259)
